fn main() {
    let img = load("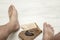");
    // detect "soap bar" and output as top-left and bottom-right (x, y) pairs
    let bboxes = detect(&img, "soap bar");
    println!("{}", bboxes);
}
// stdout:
(19, 23), (42, 40)
(25, 30), (34, 36)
